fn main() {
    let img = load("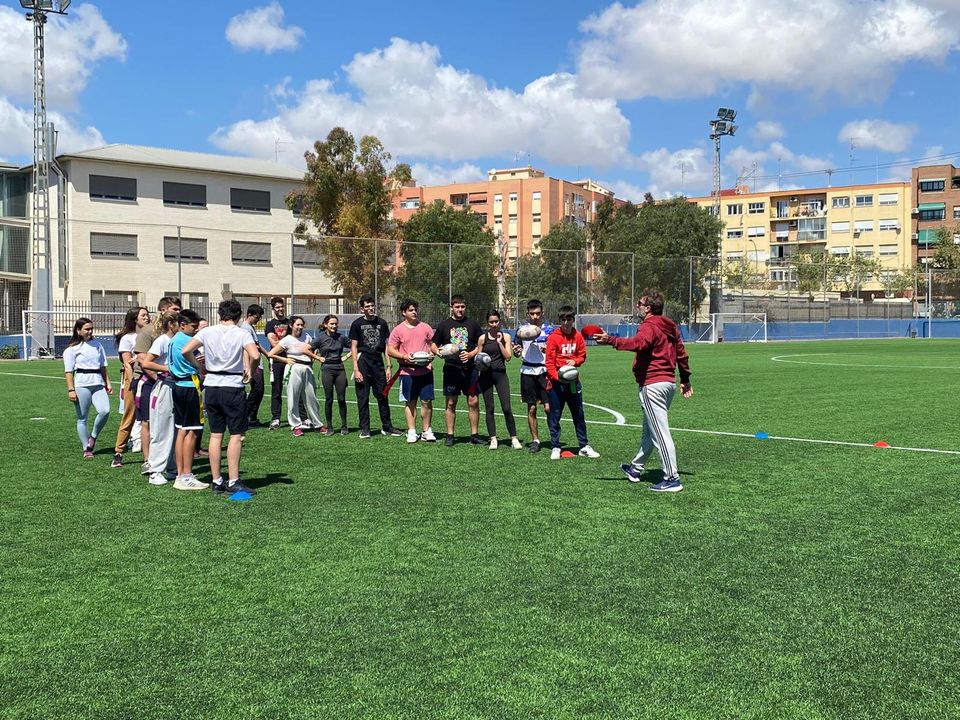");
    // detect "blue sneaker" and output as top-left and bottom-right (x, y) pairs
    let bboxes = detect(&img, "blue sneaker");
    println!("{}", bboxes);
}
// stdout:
(650, 477), (683, 493)
(620, 463), (644, 483)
